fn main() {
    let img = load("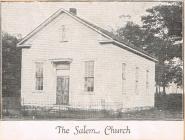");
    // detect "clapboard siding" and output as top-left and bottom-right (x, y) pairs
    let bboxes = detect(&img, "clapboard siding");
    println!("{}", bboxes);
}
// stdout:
(21, 12), (155, 110)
